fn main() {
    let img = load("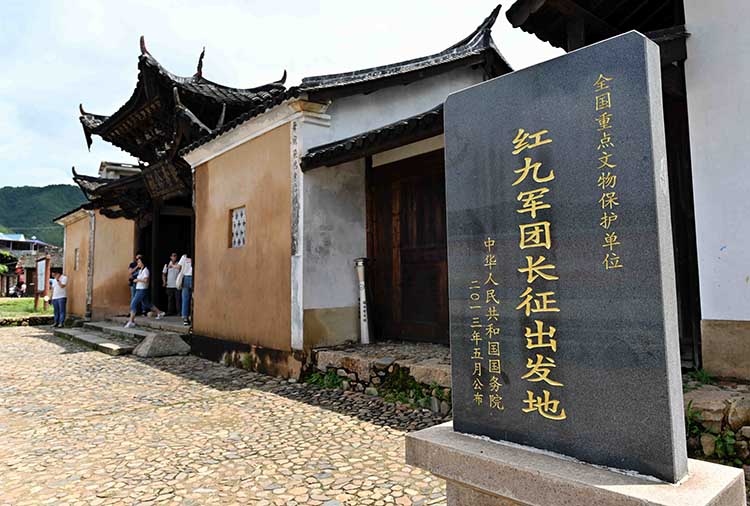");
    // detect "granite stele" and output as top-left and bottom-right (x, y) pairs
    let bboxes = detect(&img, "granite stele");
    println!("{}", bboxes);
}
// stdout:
(443, 31), (686, 483)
